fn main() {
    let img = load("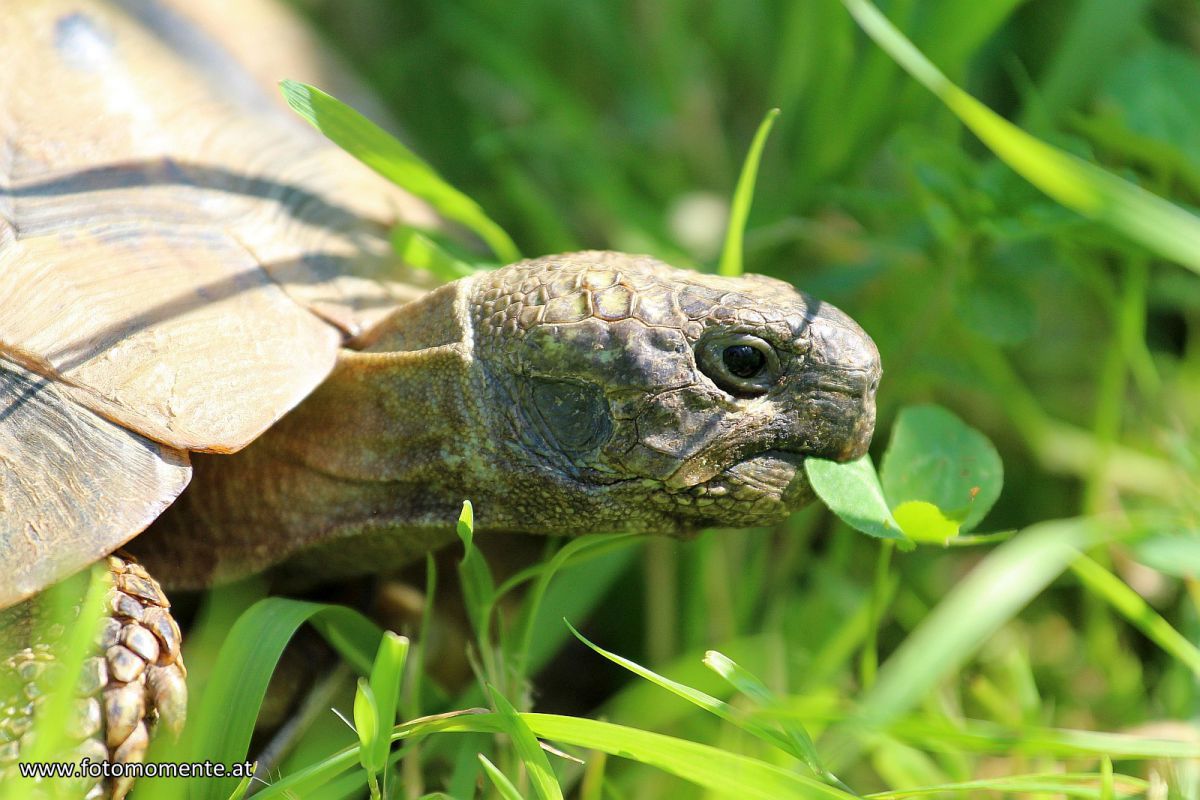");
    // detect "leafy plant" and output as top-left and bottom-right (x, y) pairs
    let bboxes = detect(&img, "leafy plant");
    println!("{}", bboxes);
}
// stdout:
(807, 404), (1004, 545)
